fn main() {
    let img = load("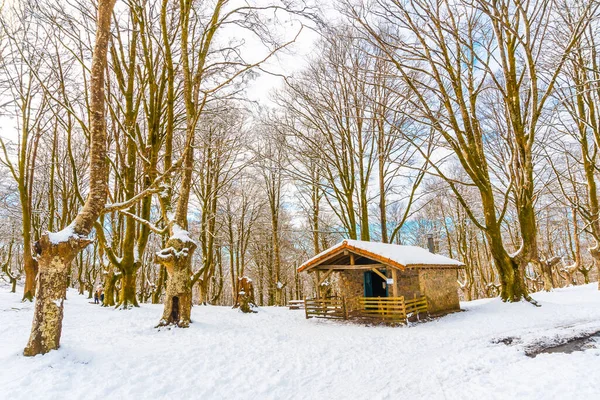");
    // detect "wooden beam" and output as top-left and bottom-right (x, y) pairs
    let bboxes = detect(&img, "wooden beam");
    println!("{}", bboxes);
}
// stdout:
(317, 269), (334, 286)
(315, 270), (321, 299)
(391, 269), (398, 297)
(350, 253), (355, 265)
(304, 249), (347, 271)
(371, 267), (387, 281)
(315, 263), (387, 270)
